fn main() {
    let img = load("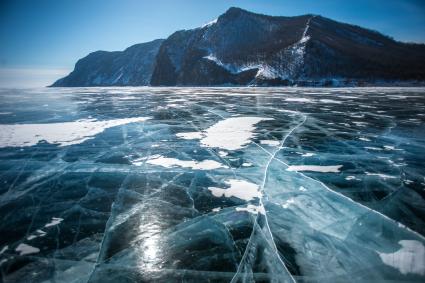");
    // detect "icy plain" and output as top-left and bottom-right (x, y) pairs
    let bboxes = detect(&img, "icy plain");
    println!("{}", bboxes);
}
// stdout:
(0, 87), (424, 282)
